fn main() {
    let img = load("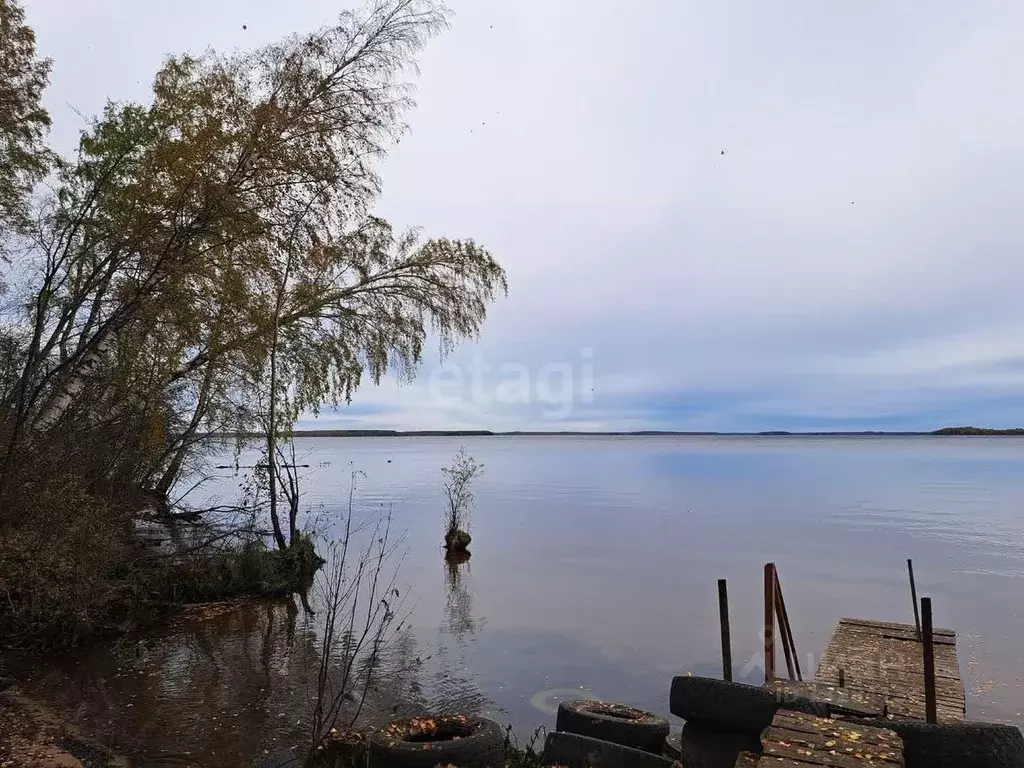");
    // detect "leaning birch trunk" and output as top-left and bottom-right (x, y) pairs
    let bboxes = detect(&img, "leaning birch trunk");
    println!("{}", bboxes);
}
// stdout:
(32, 338), (110, 432)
